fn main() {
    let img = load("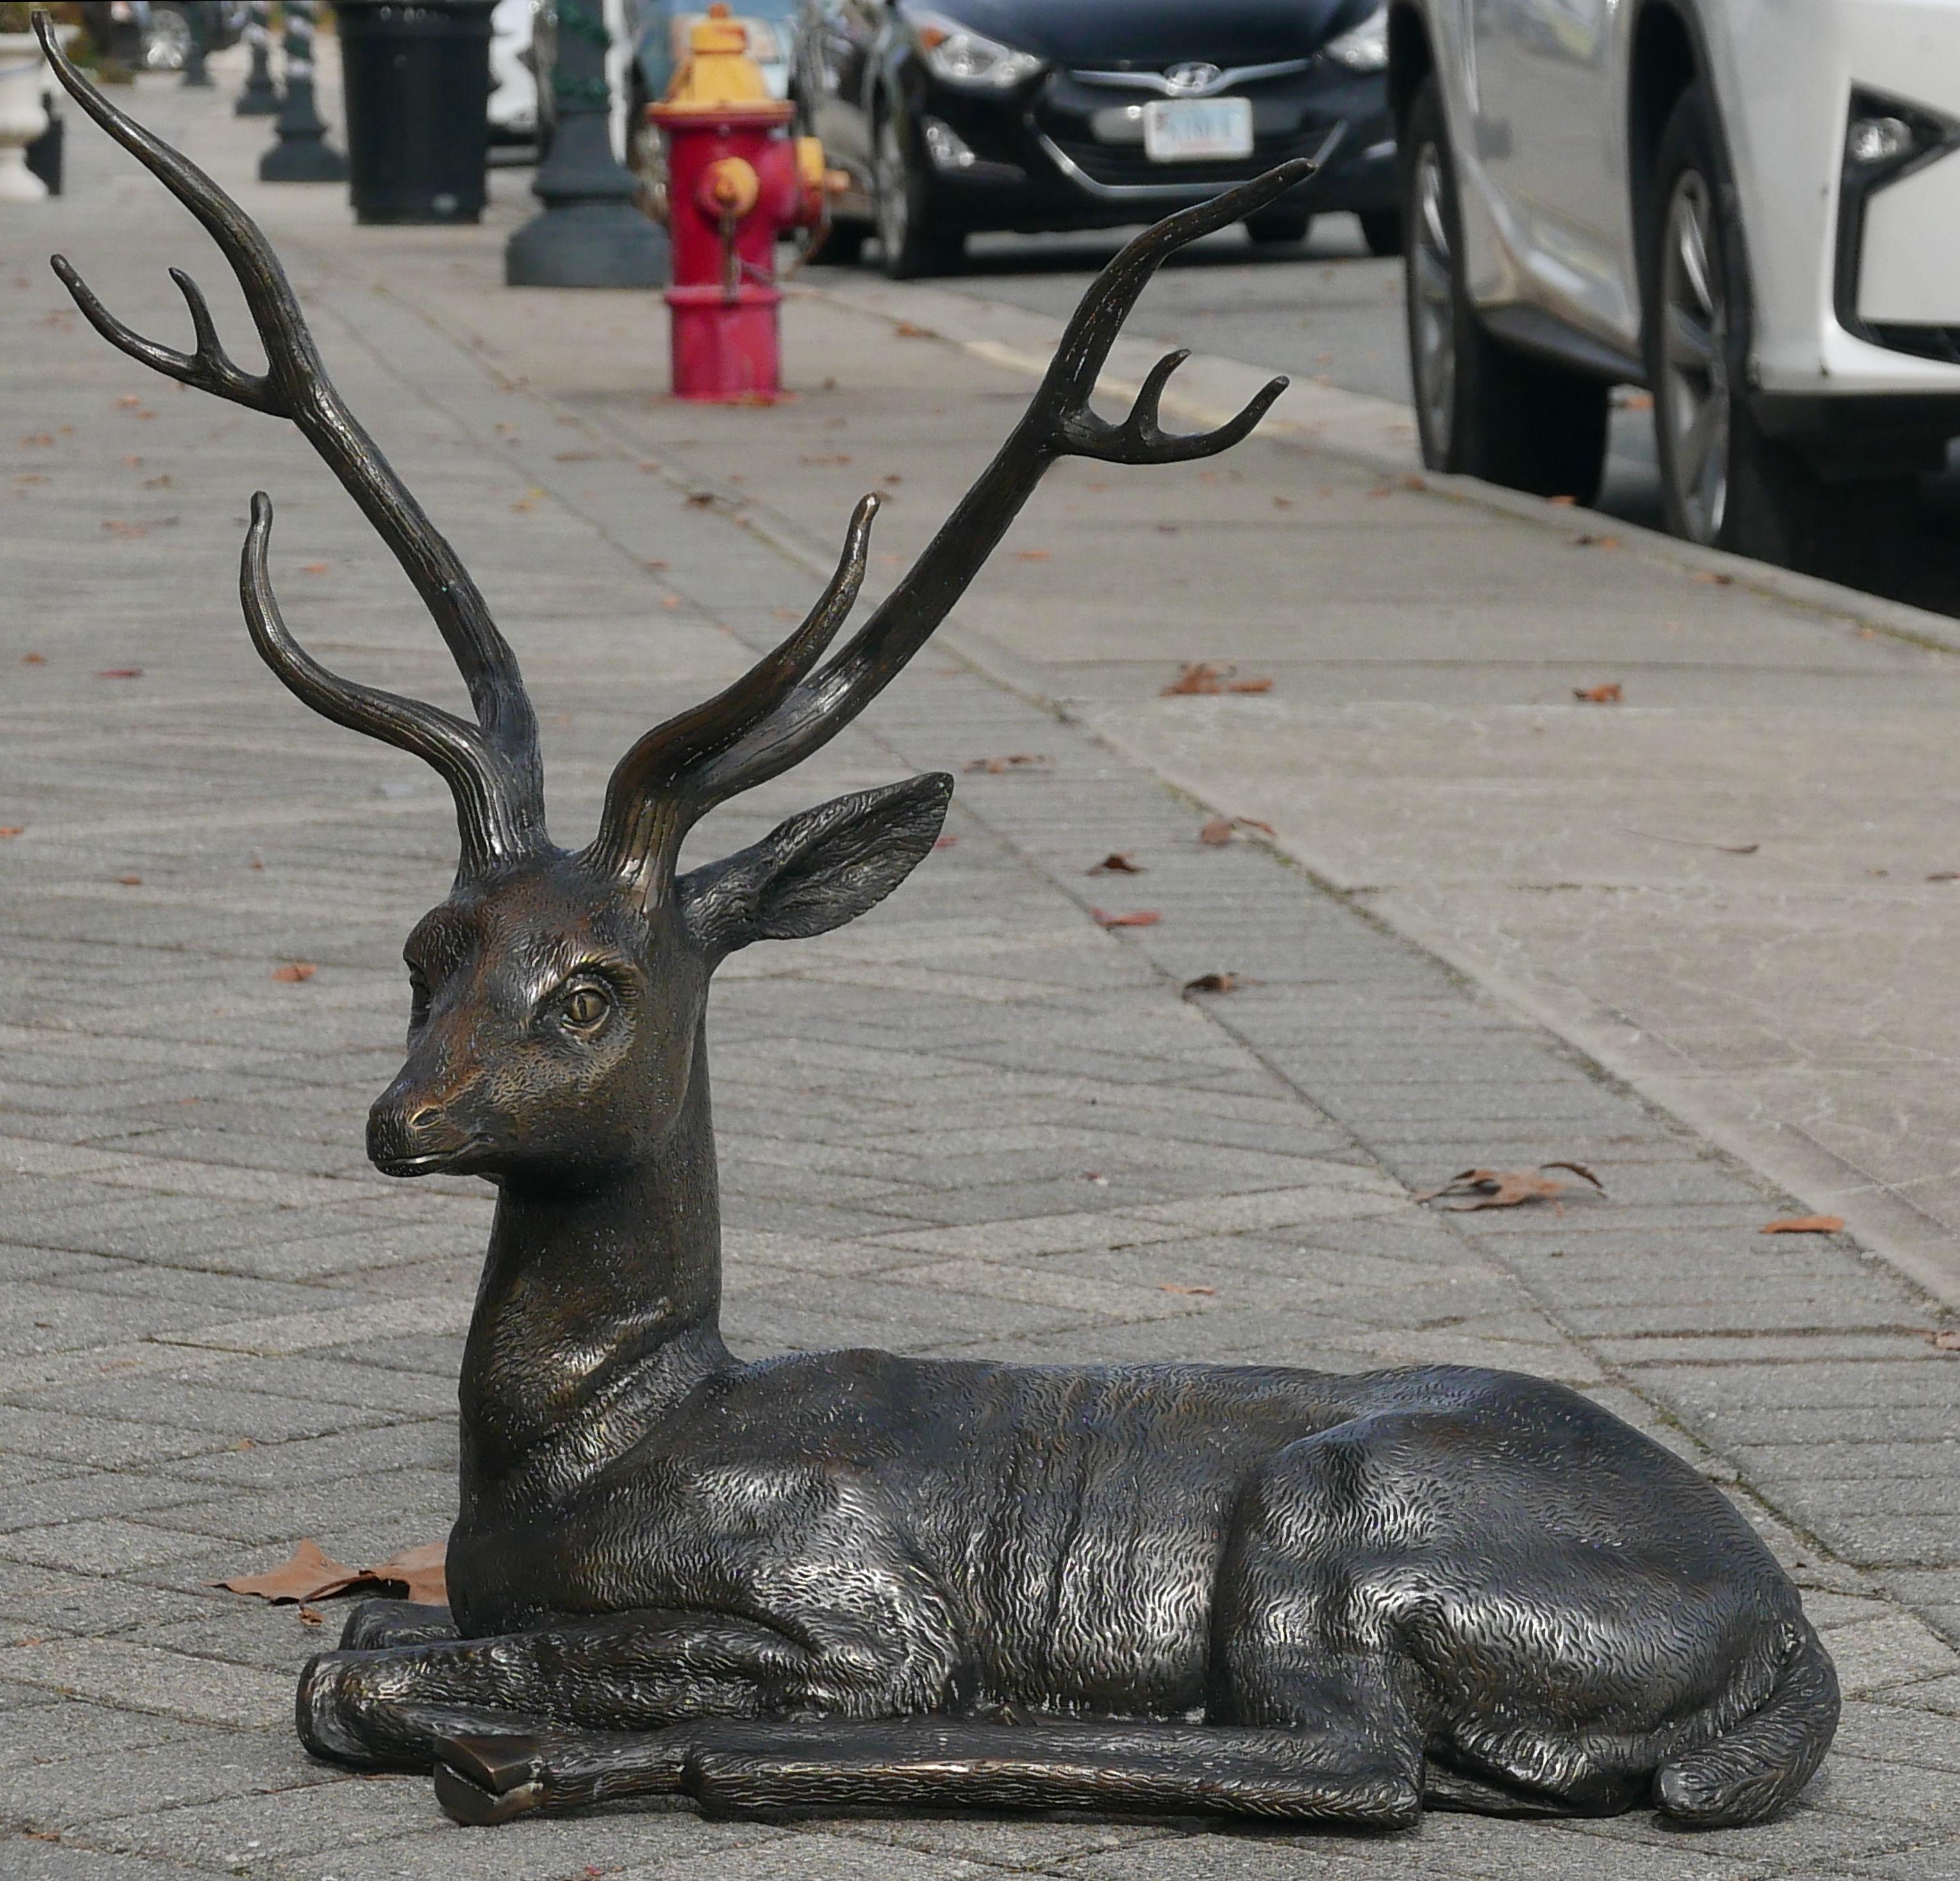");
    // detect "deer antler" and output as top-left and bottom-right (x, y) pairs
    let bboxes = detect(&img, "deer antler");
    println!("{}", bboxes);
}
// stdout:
(37, 17), (545, 877)
(590, 160), (1311, 899)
